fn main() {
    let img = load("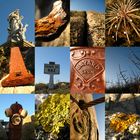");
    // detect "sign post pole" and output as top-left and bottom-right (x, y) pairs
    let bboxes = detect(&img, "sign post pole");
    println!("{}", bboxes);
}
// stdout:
(49, 74), (54, 89)
(44, 62), (60, 89)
